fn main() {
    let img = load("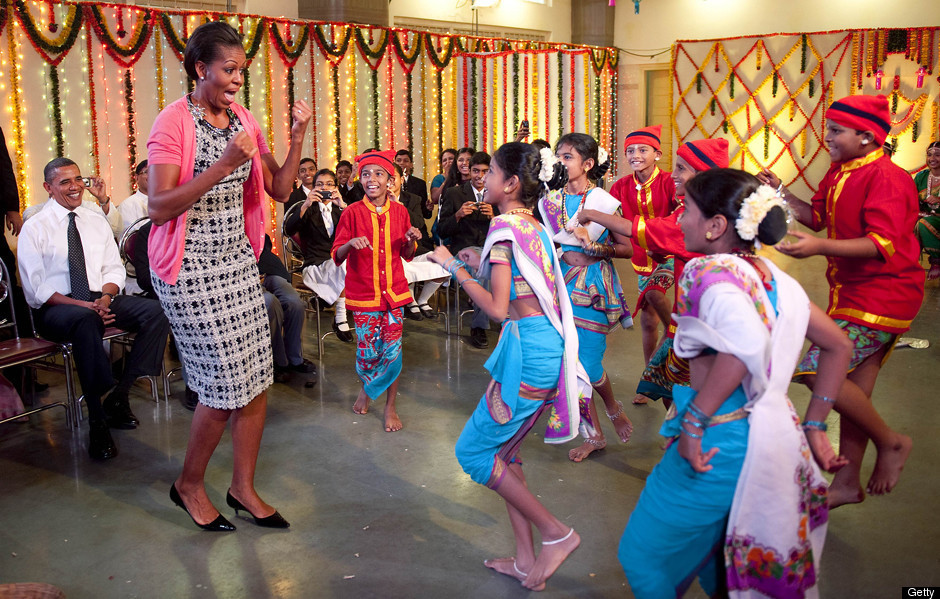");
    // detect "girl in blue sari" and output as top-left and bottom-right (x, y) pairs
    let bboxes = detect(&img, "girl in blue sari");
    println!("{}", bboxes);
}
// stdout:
(619, 170), (852, 598)
(430, 142), (591, 592)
